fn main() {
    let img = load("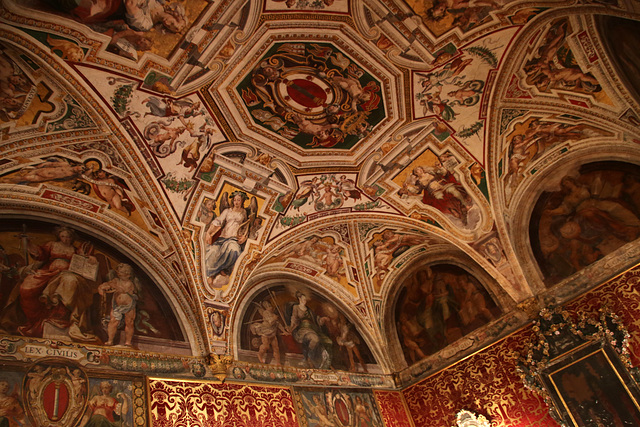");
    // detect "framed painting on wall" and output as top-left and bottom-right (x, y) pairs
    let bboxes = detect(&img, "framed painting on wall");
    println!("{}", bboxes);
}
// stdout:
(540, 342), (640, 426)
(519, 307), (640, 427)
(293, 386), (384, 427)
